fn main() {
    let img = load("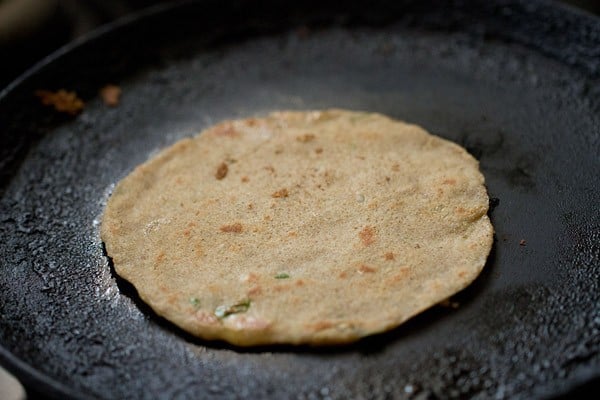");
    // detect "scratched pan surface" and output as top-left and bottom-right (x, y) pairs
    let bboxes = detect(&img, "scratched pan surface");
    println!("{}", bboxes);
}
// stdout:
(0, 0), (599, 398)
